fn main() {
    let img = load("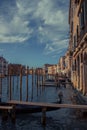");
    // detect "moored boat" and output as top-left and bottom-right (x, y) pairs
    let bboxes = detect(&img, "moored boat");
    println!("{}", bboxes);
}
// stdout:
(40, 79), (56, 86)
